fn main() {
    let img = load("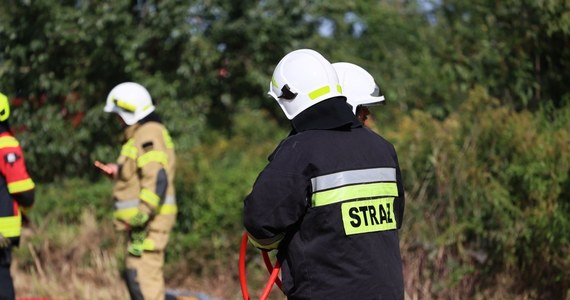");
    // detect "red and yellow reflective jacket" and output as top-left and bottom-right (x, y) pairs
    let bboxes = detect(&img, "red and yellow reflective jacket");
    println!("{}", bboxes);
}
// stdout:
(0, 131), (35, 244)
